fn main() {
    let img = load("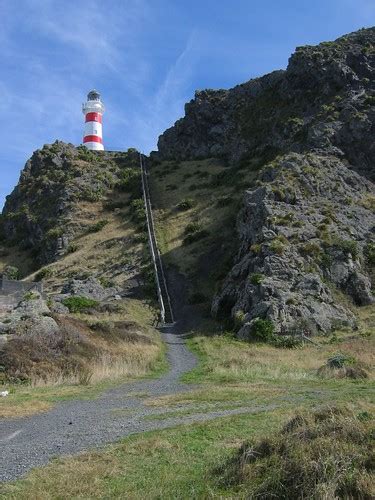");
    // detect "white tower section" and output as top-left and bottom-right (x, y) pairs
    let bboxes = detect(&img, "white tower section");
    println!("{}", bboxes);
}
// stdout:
(82, 90), (105, 151)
